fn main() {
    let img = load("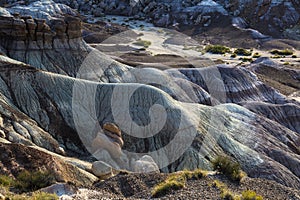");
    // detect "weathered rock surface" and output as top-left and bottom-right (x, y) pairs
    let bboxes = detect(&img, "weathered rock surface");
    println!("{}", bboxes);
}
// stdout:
(133, 155), (159, 173)
(8, 0), (77, 21)
(39, 183), (77, 196)
(91, 161), (113, 179)
(0, 6), (91, 76)
(14, 0), (298, 39)
(0, 1), (299, 193)
(242, 102), (300, 134)
(0, 142), (97, 186)
(0, 55), (300, 189)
